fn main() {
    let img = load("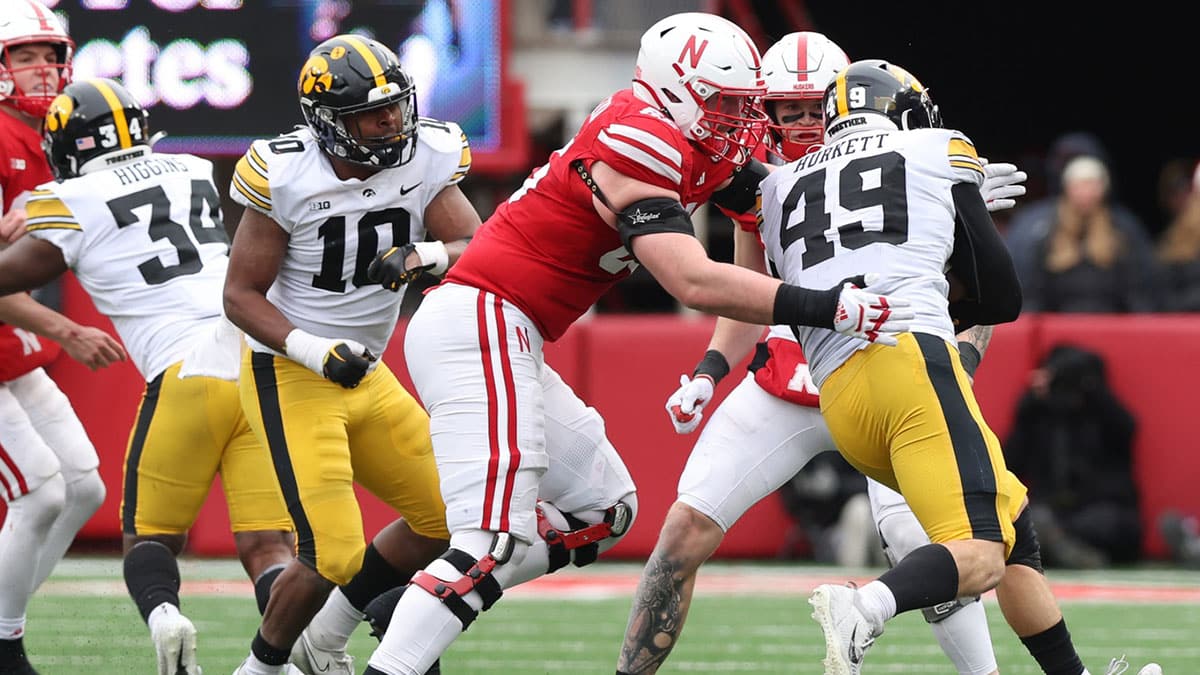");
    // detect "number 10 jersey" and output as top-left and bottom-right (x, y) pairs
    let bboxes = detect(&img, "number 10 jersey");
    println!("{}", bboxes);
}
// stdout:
(230, 121), (470, 357)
